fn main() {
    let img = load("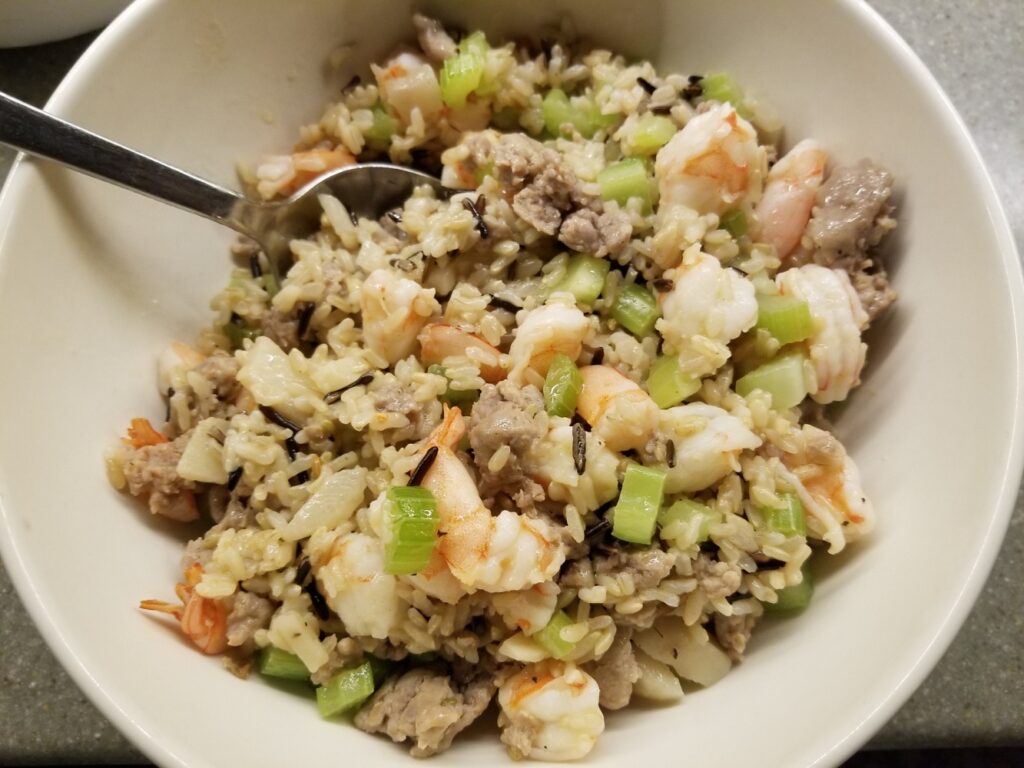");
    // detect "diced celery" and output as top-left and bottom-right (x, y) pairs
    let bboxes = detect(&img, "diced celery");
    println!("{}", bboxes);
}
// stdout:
(440, 51), (484, 109)
(258, 647), (310, 681)
(315, 663), (375, 717)
(658, 498), (721, 543)
(365, 655), (393, 687)
(629, 114), (677, 155)
(765, 562), (814, 613)
(612, 464), (667, 545)
(223, 320), (258, 350)
(700, 72), (752, 119)
(535, 610), (576, 659)
(612, 283), (660, 338)
(543, 354), (583, 418)
(735, 351), (808, 410)
(556, 253), (610, 304)
(755, 294), (814, 345)
(761, 493), (807, 537)
(364, 106), (398, 151)
(647, 355), (700, 408)
(458, 30), (489, 59)
(262, 270), (281, 297)
(720, 209), (748, 238)
(542, 88), (578, 135)
(542, 88), (618, 139)
(384, 486), (439, 575)
(427, 364), (478, 407)
(598, 158), (653, 208)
